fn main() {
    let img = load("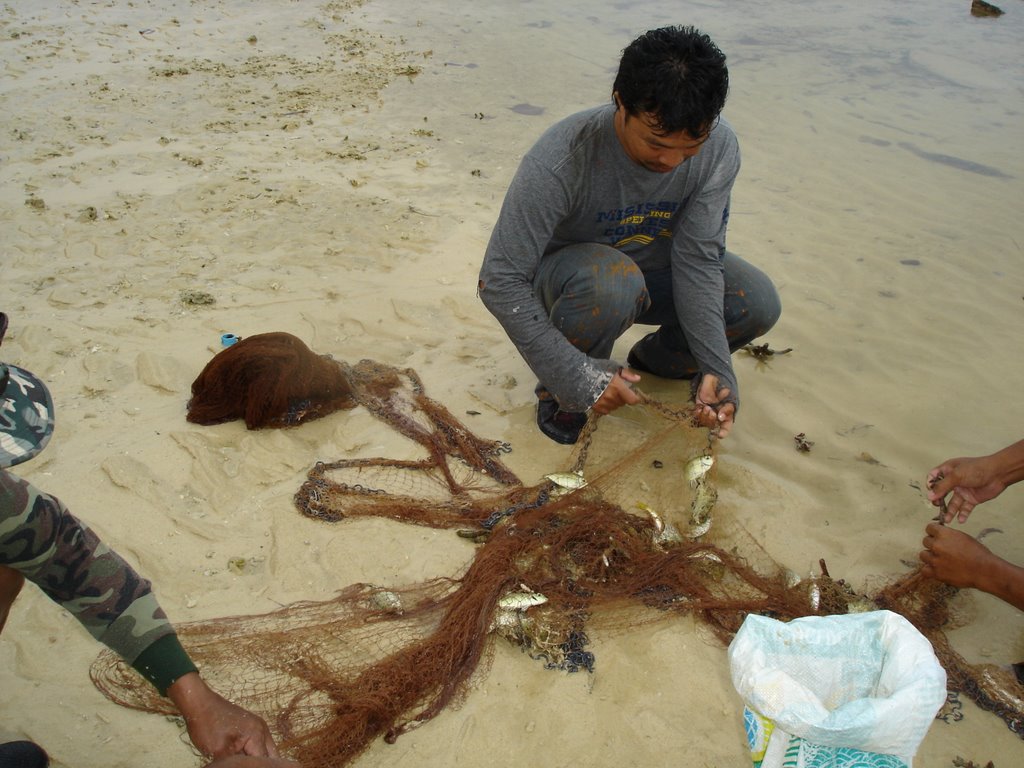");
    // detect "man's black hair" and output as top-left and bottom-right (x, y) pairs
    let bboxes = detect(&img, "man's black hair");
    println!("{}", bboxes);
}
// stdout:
(612, 26), (729, 137)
